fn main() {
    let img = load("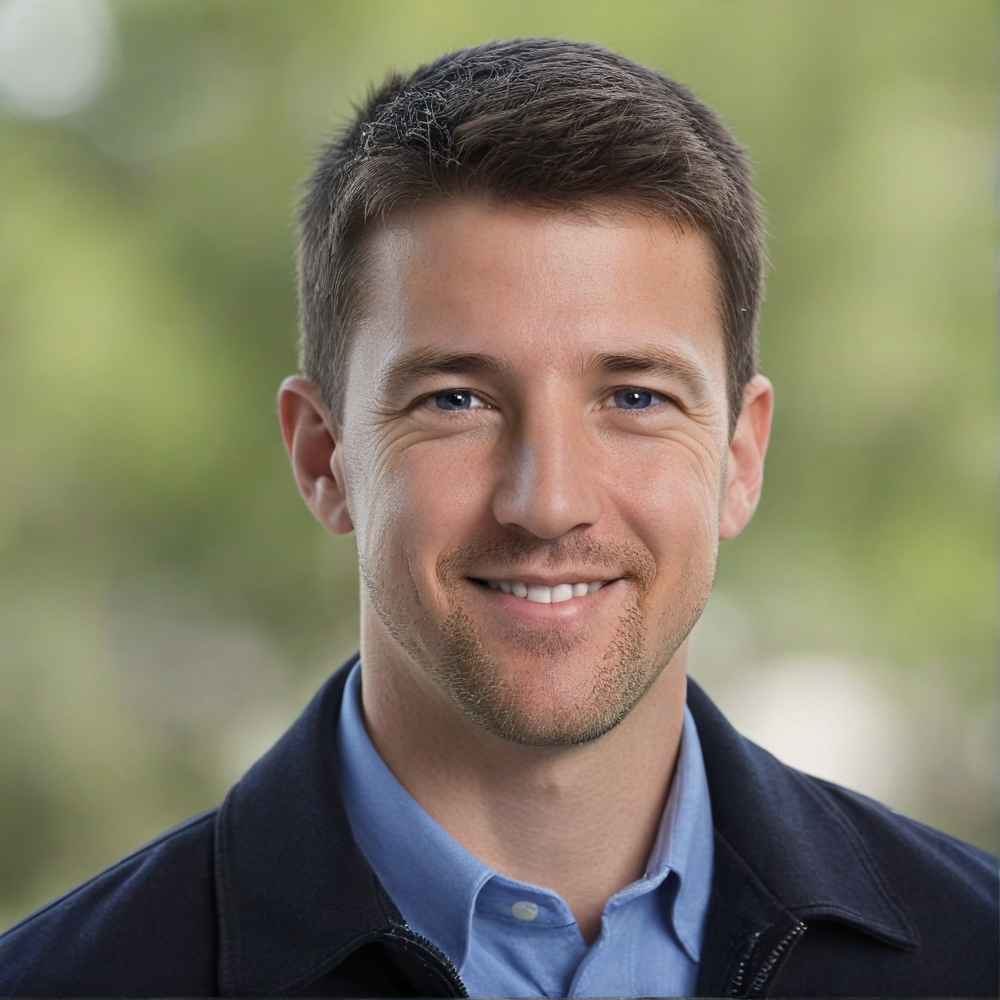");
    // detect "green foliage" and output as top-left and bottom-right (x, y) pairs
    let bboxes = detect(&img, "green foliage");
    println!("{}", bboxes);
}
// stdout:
(0, 0), (995, 927)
